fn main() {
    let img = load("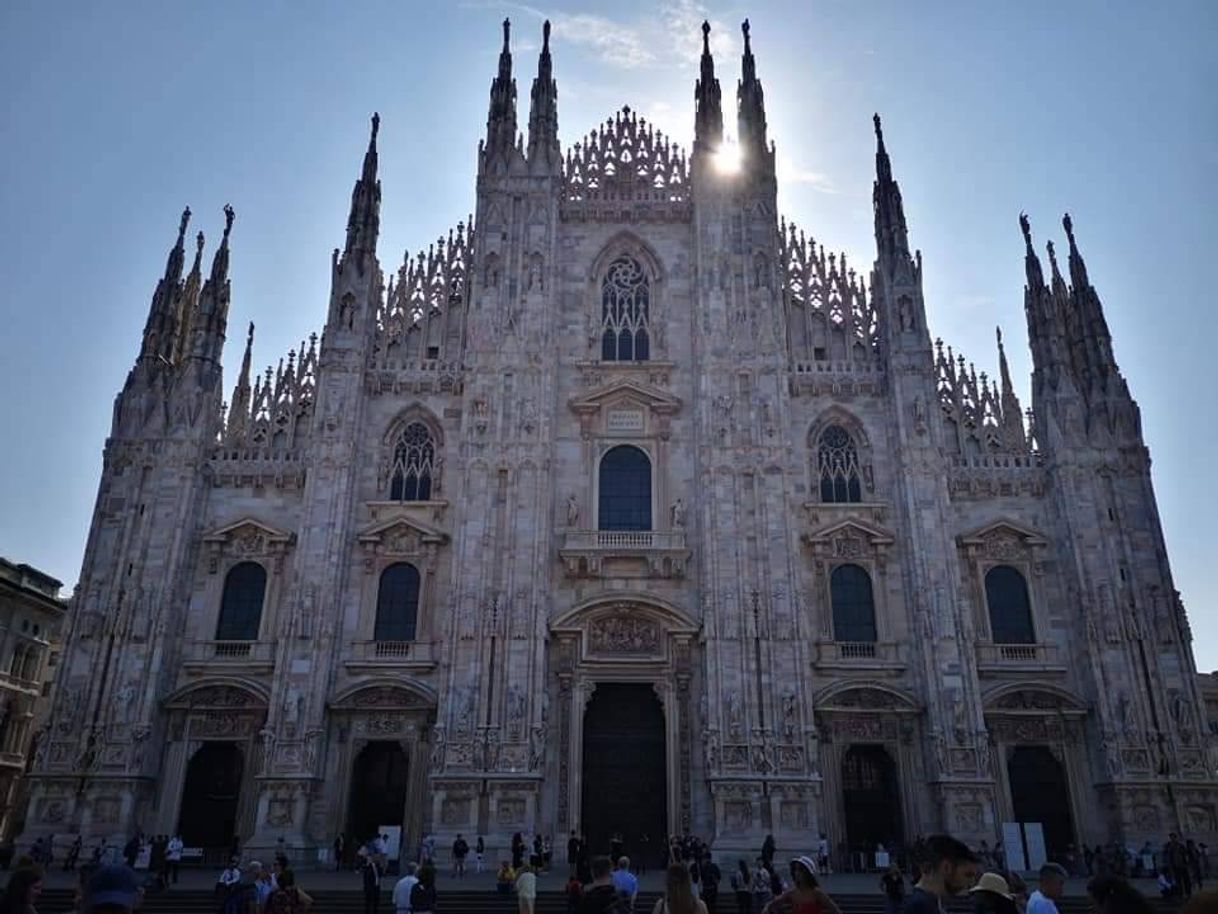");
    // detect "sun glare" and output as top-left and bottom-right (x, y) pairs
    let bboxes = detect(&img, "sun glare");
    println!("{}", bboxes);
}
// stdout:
(714, 143), (742, 175)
